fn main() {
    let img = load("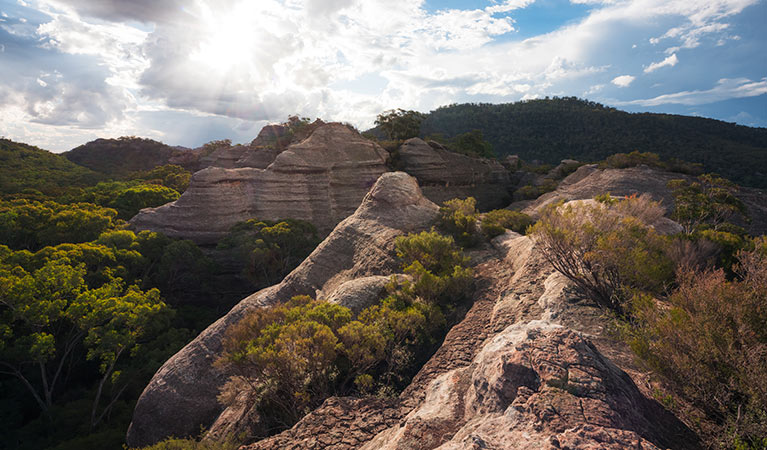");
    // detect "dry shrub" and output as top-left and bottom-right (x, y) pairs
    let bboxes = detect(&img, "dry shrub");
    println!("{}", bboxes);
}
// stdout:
(630, 242), (767, 448)
(530, 195), (673, 313)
